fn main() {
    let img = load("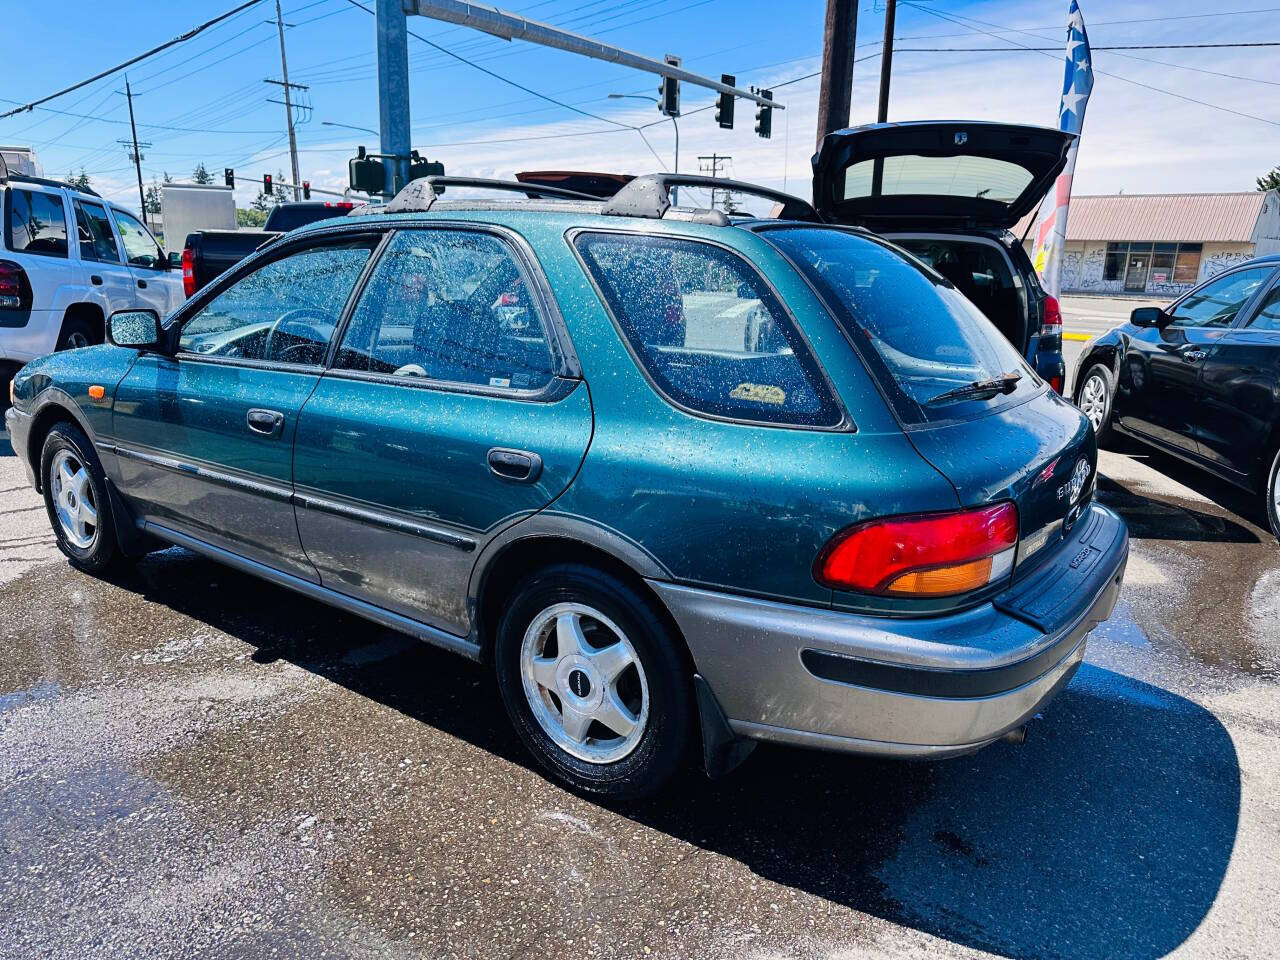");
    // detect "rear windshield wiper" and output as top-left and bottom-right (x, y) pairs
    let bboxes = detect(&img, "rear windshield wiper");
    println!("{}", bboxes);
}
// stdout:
(926, 372), (1022, 406)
